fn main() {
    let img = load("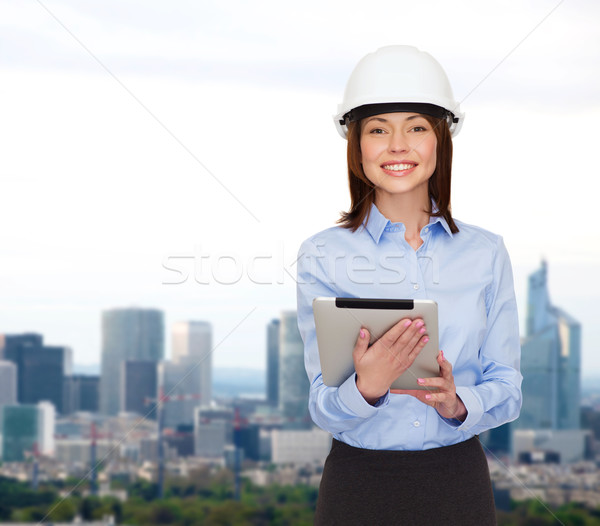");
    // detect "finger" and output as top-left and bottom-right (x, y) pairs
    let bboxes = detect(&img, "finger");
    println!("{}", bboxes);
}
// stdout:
(394, 319), (427, 352)
(378, 318), (413, 348)
(438, 350), (454, 378)
(352, 327), (370, 361)
(424, 391), (457, 406)
(424, 392), (446, 403)
(390, 389), (422, 396)
(402, 322), (429, 355)
(391, 389), (433, 405)
(417, 377), (449, 390)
